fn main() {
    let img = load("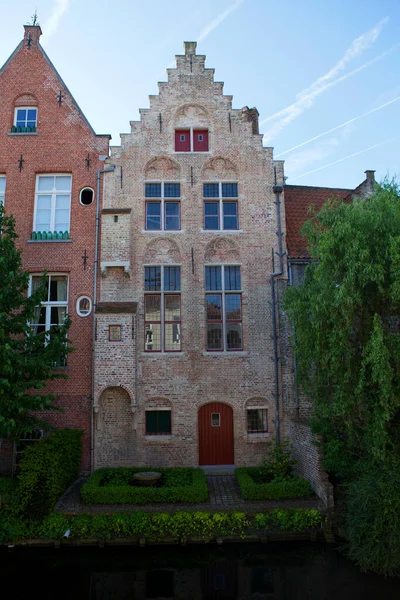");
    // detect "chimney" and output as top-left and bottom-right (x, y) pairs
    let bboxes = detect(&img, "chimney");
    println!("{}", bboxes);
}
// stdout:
(24, 25), (42, 45)
(184, 41), (197, 57)
(242, 106), (259, 135)
(365, 170), (375, 182)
